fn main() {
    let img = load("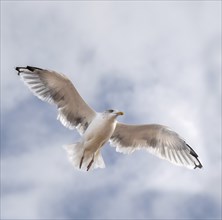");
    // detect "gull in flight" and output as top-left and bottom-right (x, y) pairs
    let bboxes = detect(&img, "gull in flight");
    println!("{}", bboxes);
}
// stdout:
(16, 66), (203, 171)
